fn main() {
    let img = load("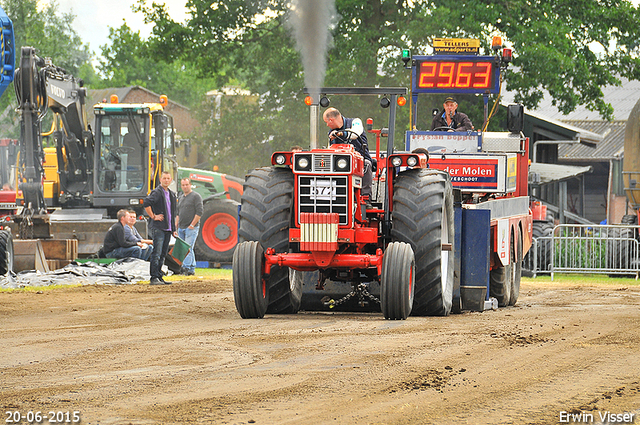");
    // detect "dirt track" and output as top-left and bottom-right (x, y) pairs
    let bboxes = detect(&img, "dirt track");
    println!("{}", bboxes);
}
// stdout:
(1, 276), (640, 425)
